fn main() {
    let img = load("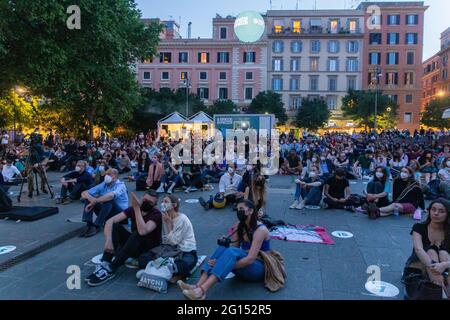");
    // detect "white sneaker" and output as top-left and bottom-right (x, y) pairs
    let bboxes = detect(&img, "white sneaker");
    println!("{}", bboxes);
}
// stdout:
(289, 200), (299, 209)
(295, 202), (305, 210)
(167, 189), (173, 194)
(190, 187), (198, 192)
(184, 187), (191, 193)
(156, 185), (165, 193)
